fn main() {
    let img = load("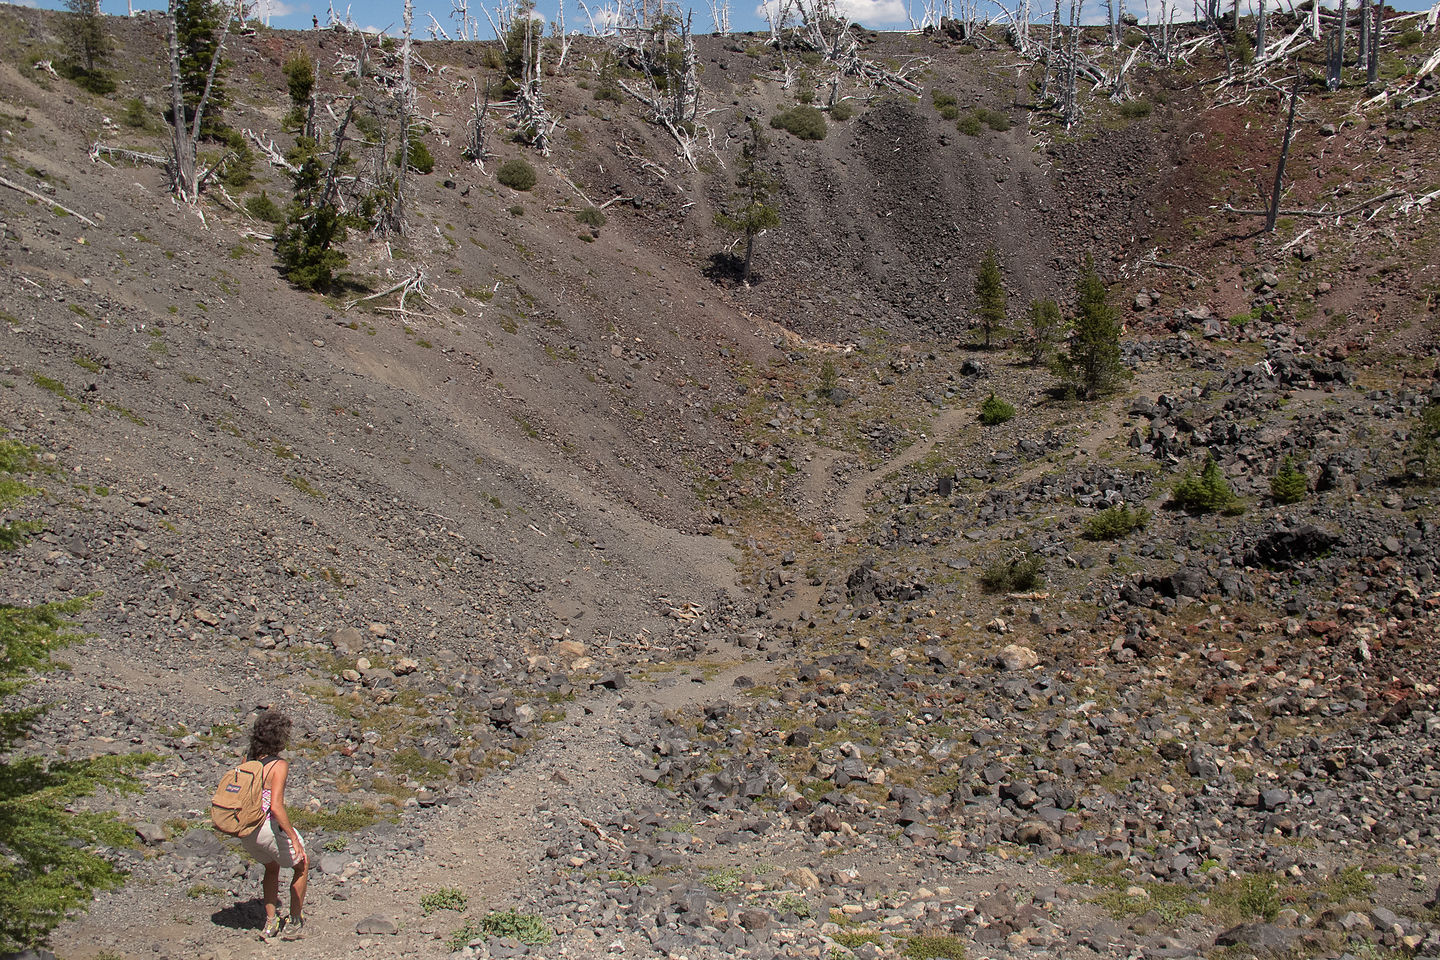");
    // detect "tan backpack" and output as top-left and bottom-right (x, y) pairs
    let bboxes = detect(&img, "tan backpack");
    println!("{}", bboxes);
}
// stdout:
(210, 759), (268, 837)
